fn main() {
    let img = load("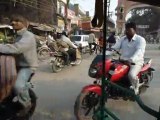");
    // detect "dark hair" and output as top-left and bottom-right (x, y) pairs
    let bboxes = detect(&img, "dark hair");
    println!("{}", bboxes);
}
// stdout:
(10, 14), (28, 27)
(125, 22), (136, 31)
(62, 31), (68, 37)
(112, 32), (115, 35)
